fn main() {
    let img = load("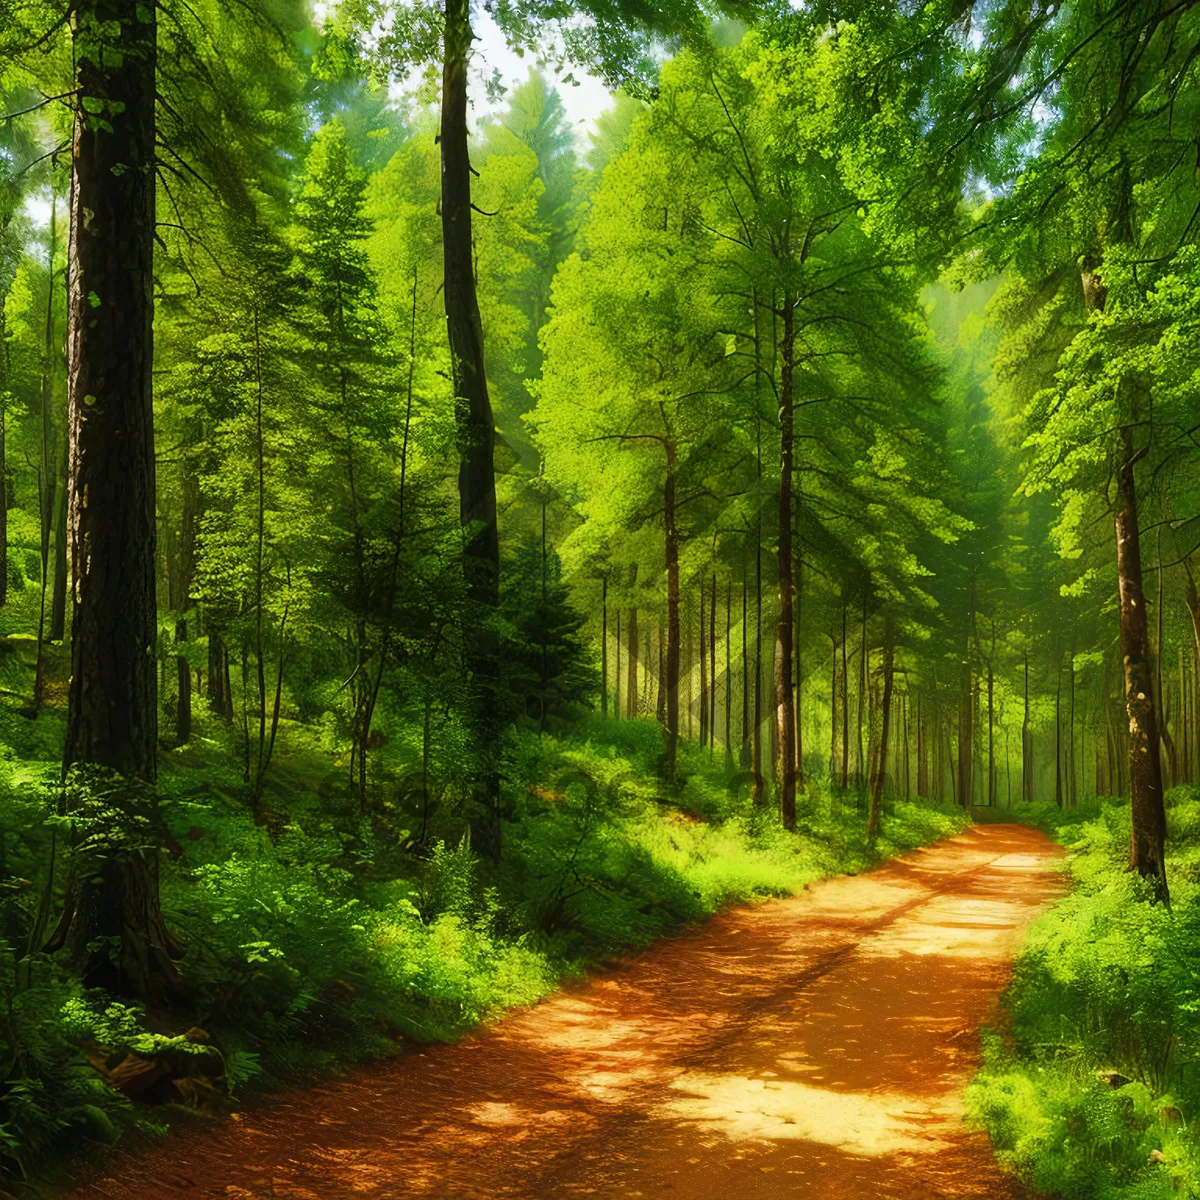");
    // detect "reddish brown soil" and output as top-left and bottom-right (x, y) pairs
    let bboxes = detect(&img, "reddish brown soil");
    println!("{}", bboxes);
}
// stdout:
(65, 823), (1063, 1200)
